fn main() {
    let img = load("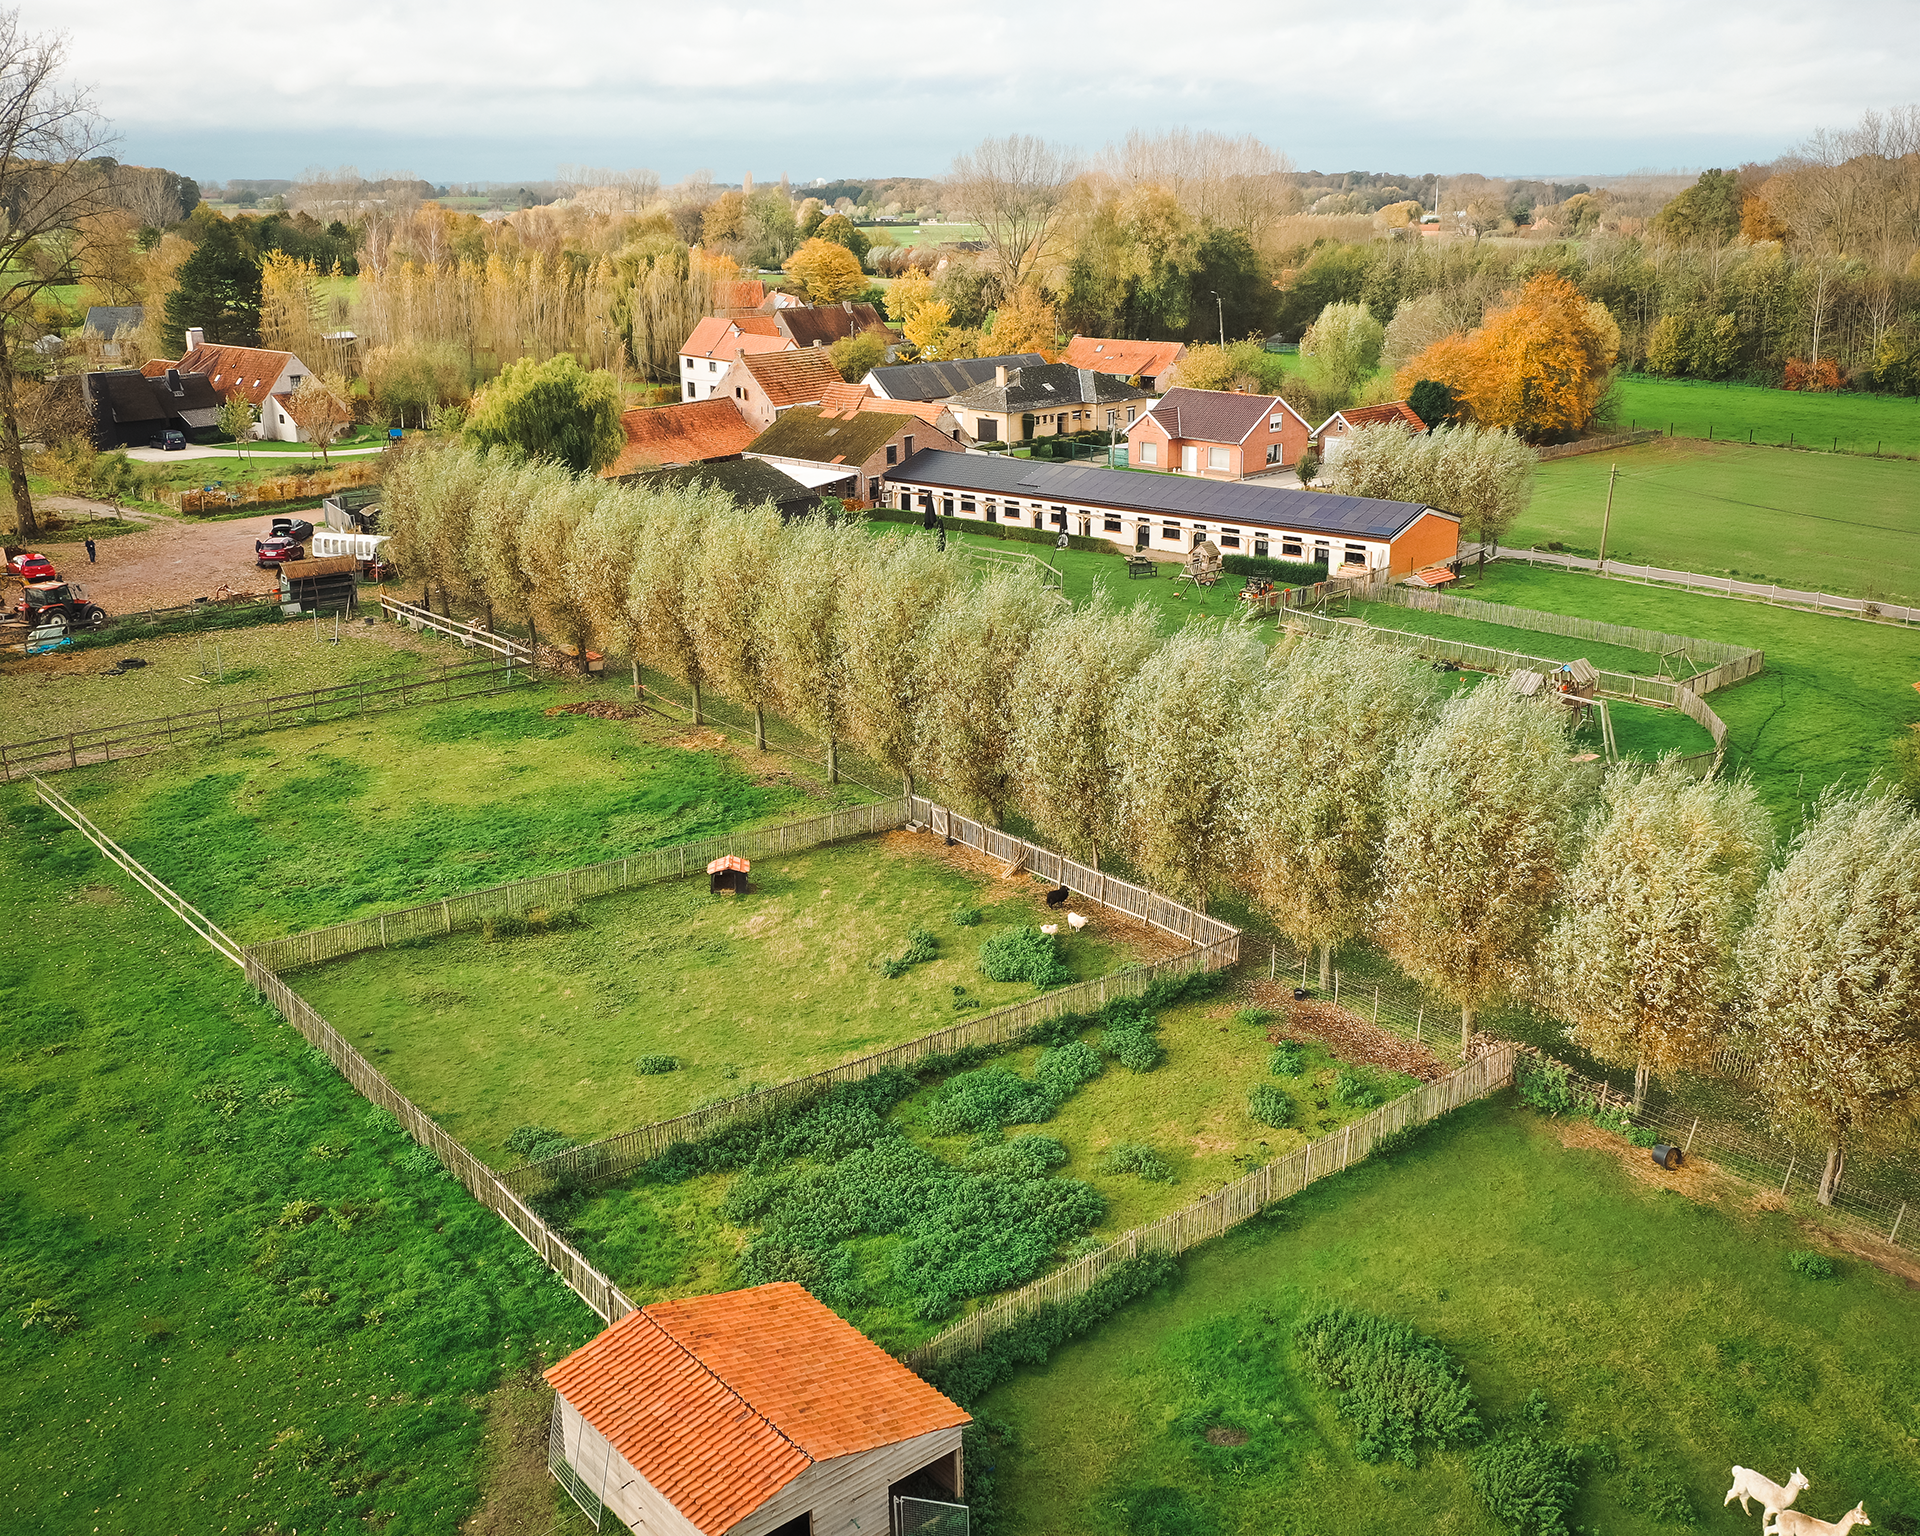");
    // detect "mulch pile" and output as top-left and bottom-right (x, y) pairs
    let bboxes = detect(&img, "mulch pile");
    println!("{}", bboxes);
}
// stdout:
(1243, 978), (1449, 1081)
(541, 700), (647, 721)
